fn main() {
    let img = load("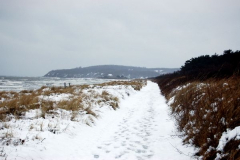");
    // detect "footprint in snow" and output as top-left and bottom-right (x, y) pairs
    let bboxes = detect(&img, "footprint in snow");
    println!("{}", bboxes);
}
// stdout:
(94, 155), (99, 158)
